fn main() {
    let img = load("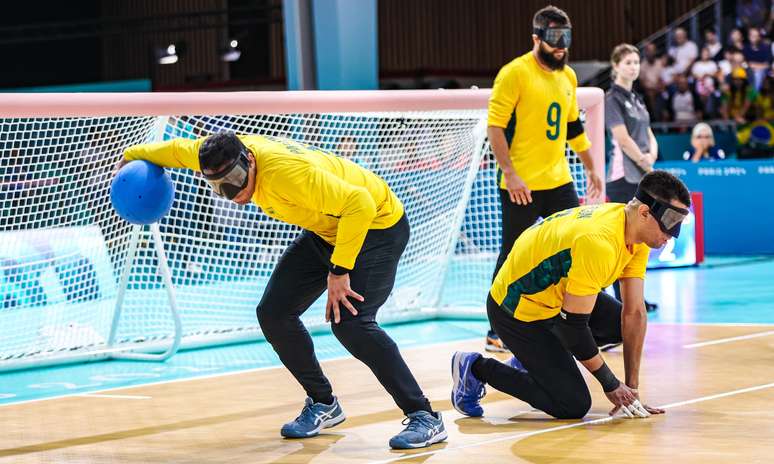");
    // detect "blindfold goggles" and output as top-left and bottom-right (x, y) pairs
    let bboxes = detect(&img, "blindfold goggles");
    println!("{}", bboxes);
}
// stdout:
(202, 148), (250, 200)
(635, 188), (689, 238)
(533, 26), (572, 49)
